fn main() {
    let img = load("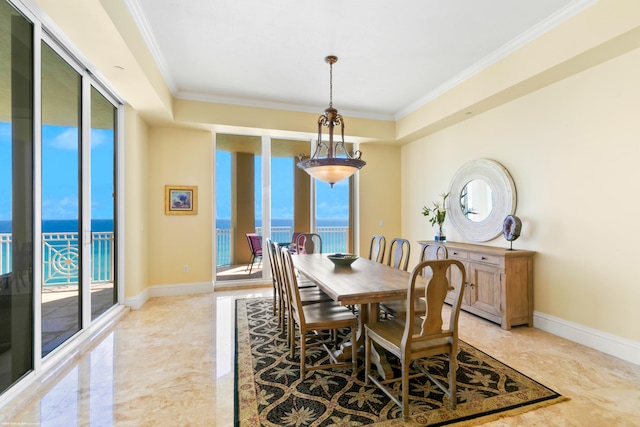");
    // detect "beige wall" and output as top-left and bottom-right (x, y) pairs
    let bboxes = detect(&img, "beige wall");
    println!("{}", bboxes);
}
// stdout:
(123, 106), (149, 298)
(358, 144), (402, 257)
(402, 47), (640, 343)
(147, 127), (213, 286)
